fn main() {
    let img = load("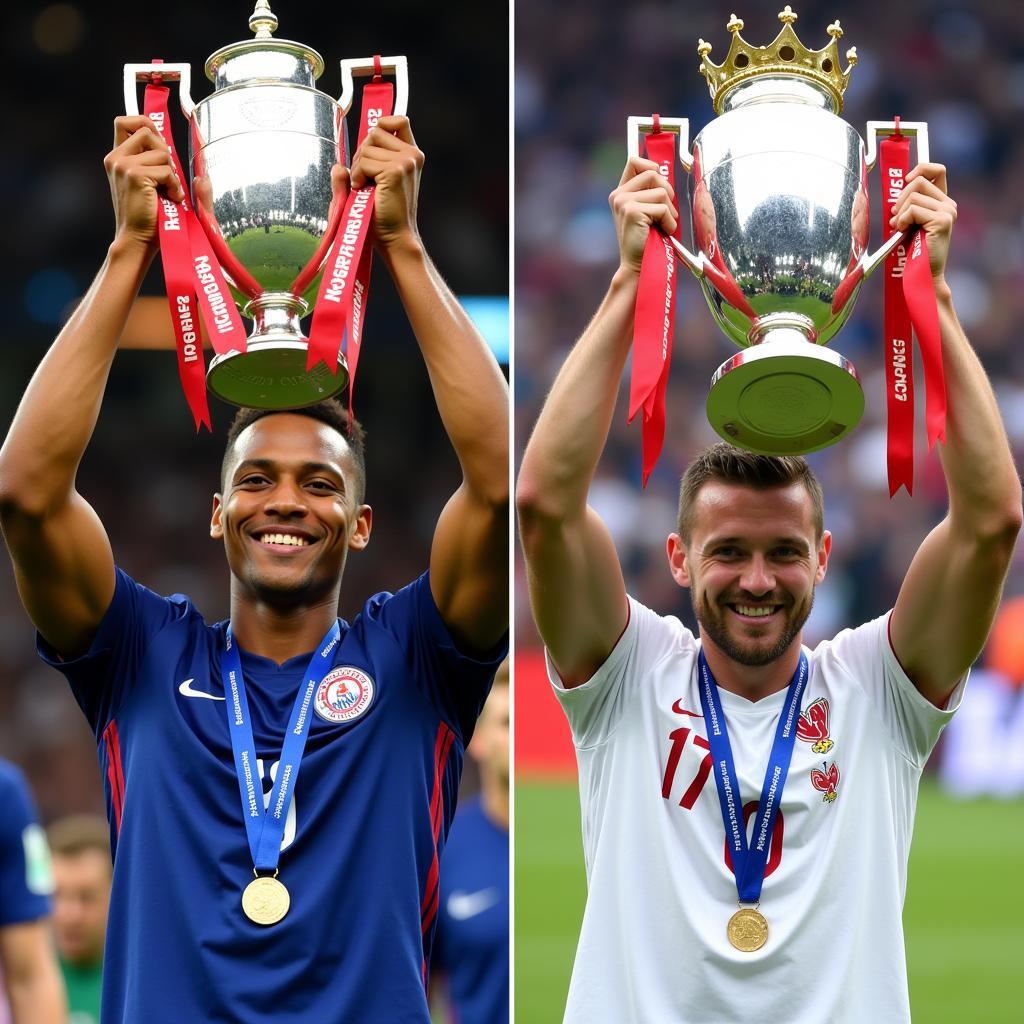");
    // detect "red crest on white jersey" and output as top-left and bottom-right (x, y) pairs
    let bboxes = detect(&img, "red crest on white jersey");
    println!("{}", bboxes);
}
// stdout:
(798, 697), (834, 754)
